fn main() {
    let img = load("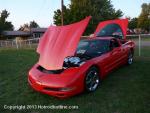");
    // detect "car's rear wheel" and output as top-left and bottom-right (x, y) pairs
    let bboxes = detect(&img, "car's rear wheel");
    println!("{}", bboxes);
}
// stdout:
(85, 67), (100, 92)
(127, 51), (133, 65)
